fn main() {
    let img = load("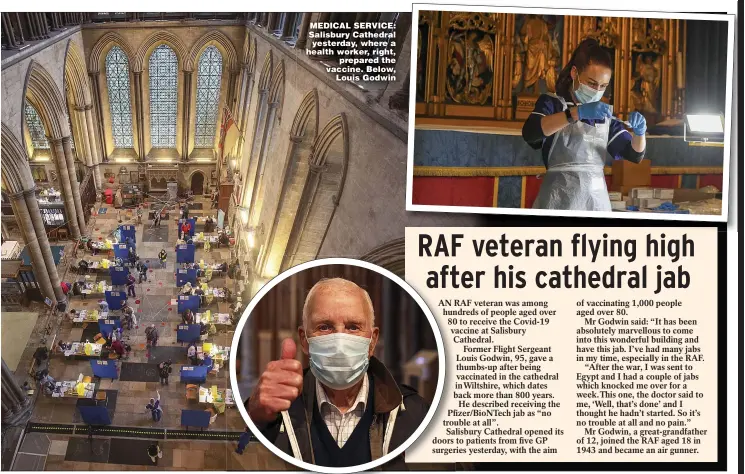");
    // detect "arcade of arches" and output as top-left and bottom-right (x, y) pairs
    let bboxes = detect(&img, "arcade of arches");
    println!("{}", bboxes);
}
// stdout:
(0, 12), (477, 470)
